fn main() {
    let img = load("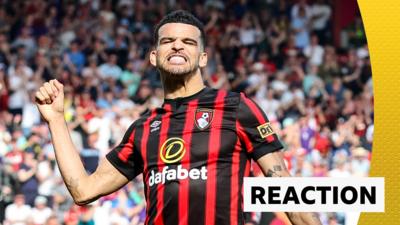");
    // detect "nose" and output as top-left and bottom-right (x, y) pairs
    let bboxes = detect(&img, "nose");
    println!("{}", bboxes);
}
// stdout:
(171, 39), (184, 51)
